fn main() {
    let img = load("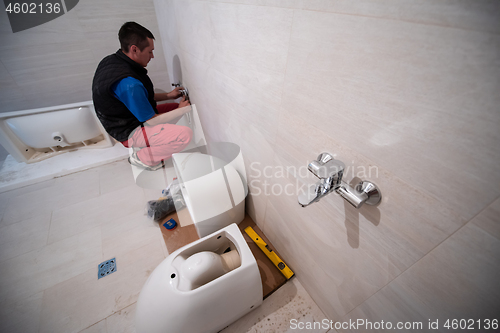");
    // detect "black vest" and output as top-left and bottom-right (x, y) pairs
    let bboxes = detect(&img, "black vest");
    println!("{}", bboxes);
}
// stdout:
(92, 50), (158, 142)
